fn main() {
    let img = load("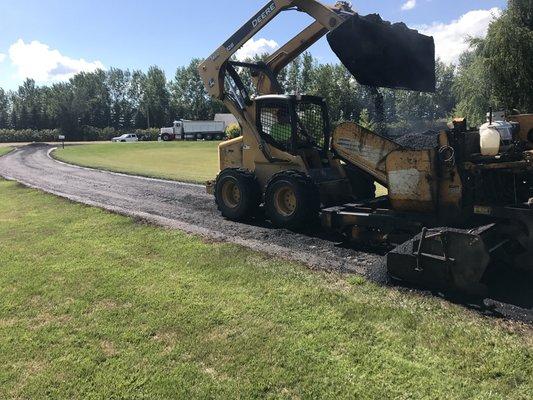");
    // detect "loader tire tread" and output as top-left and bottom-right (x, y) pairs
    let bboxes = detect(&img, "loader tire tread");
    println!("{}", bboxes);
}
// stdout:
(214, 168), (261, 221)
(265, 170), (320, 229)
